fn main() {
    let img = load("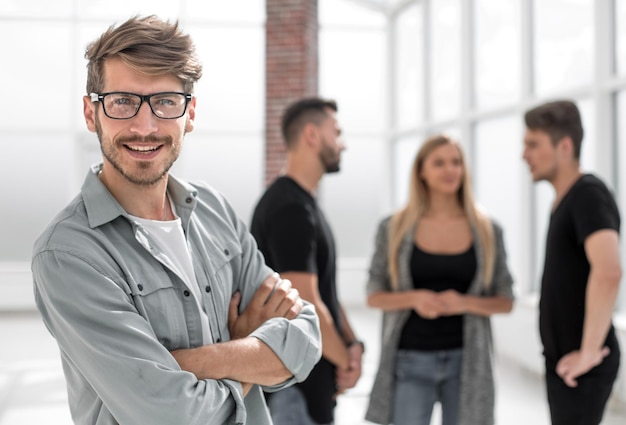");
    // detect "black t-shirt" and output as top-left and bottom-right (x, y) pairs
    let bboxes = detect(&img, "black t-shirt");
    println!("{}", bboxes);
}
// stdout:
(398, 244), (476, 351)
(539, 174), (620, 368)
(250, 176), (340, 424)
